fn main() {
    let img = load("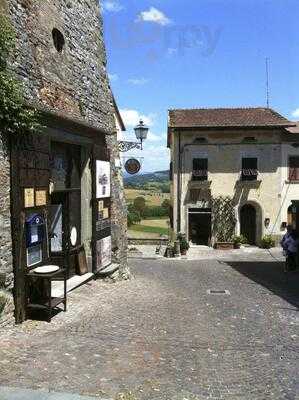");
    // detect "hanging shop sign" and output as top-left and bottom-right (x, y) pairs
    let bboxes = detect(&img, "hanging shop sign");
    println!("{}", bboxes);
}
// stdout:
(96, 160), (111, 198)
(125, 158), (141, 175)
